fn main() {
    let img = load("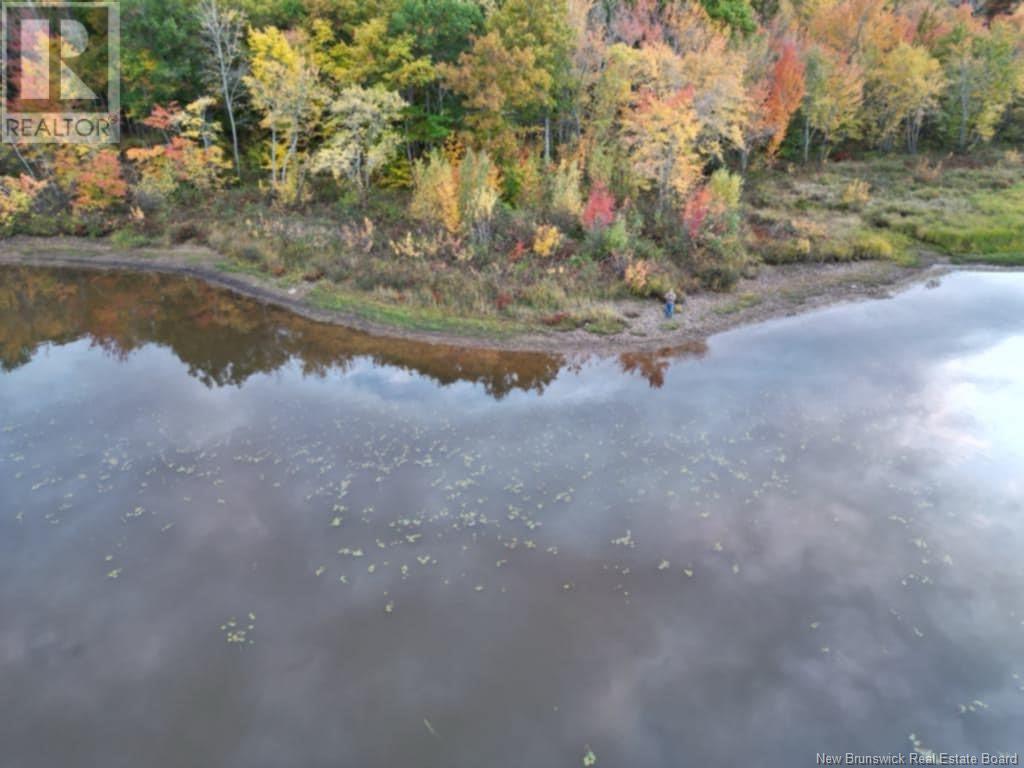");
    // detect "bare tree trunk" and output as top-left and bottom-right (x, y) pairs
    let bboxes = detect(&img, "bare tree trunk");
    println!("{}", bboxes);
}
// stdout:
(198, 0), (246, 179)
(544, 115), (552, 165)
(10, 144), (37, 179)
(802, 117), (810, 164)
